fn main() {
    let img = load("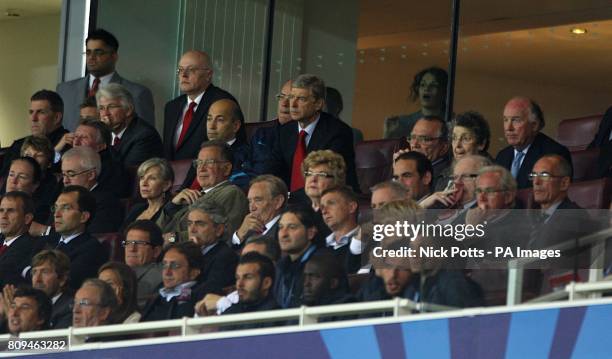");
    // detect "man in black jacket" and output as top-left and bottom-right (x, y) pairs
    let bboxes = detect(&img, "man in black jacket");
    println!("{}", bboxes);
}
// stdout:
(163, 50), (236, 161)
(31, 249), (73, 329)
